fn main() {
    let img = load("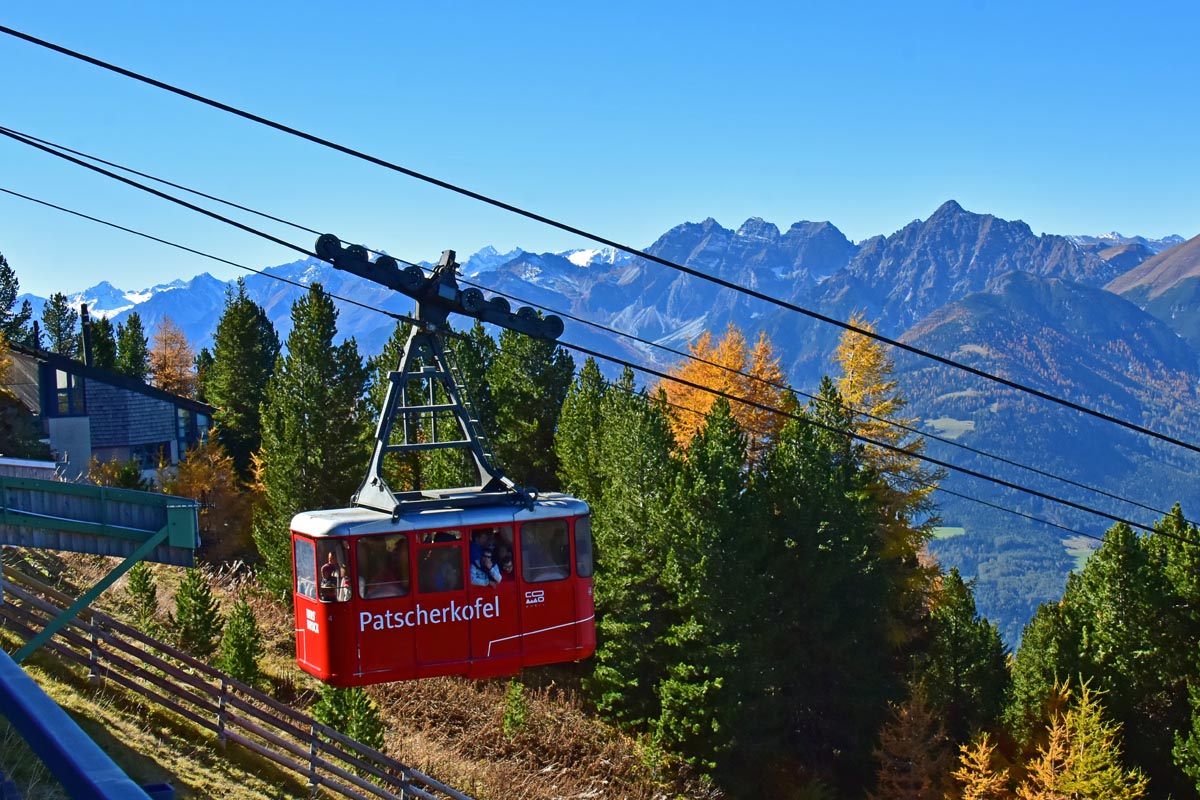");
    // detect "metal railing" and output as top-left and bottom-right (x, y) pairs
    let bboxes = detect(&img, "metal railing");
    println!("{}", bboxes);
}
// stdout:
(0, 565), (474, 800)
